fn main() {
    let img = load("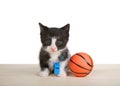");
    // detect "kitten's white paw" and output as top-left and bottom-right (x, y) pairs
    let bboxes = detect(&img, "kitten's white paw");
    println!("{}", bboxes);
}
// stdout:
(39, 72), (49, 77)
(57, 70), (67, 77)
(39, 68), (49, 77)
